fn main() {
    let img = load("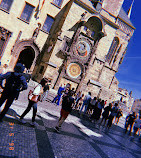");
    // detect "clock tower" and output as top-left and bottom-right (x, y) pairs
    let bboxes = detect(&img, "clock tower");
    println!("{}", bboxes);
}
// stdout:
(54, 13), (106, 91)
